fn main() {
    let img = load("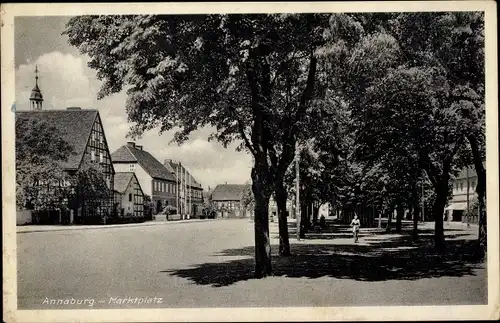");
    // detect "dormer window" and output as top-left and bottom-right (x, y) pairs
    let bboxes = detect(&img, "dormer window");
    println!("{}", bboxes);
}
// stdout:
(129, 164), (135, 172)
